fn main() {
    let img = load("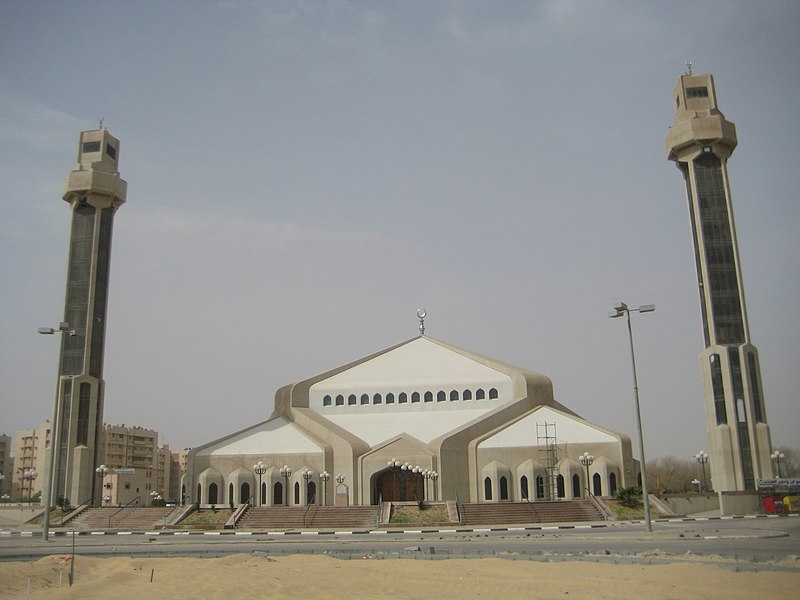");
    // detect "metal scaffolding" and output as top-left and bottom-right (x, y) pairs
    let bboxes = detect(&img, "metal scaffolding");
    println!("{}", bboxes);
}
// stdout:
(537, 422), (558, 500)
